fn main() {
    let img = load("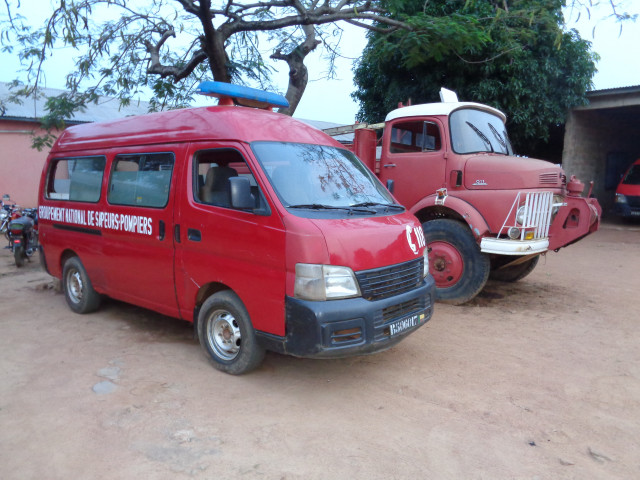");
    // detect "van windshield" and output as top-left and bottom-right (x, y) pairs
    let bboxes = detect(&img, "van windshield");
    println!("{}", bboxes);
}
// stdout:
(450, 108), (513, 155)
(251, 142), (400, 215)
(622, 164), (640, 185)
